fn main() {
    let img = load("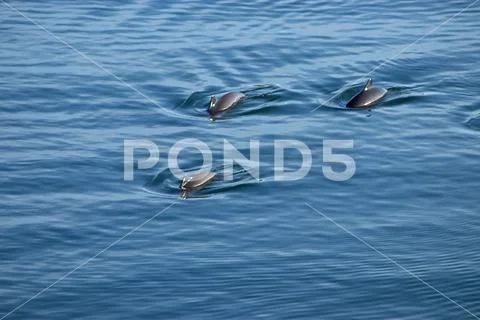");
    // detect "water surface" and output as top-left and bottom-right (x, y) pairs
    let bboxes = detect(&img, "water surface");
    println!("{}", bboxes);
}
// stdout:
(1, 1), (480, 319)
